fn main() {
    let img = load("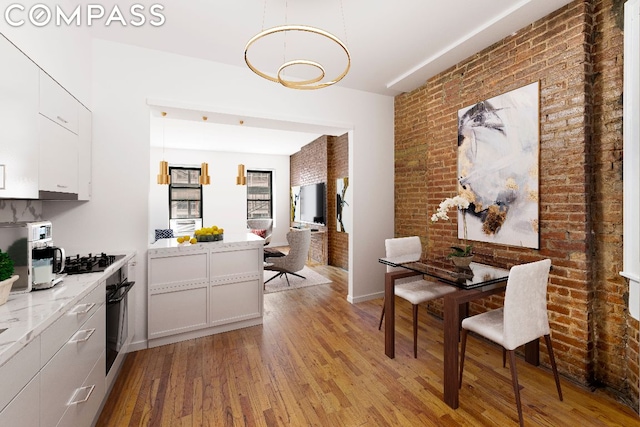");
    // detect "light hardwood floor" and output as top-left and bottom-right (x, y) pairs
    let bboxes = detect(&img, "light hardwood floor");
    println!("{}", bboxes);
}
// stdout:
(96, 263), (638, 426)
